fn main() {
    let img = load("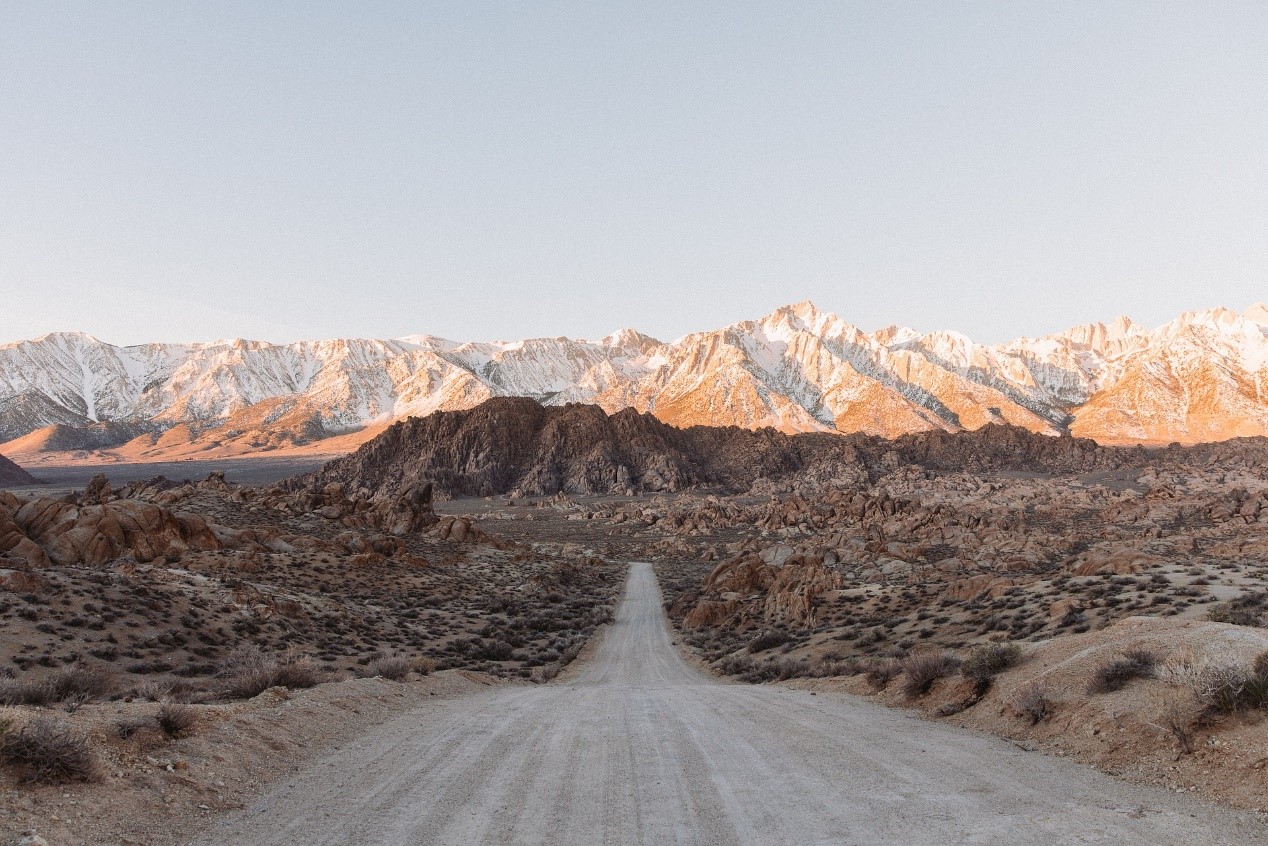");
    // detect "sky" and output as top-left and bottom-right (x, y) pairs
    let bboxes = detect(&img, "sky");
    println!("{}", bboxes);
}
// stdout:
(2, 1), (1267, 346)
